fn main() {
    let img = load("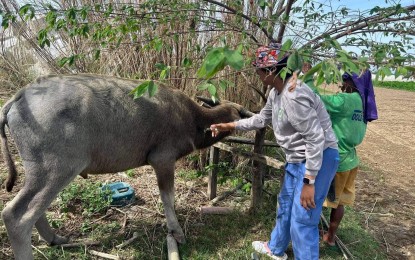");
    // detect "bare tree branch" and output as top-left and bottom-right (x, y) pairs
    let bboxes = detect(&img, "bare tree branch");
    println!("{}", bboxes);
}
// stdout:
(276, 0), (295, 44)
(305, 4), (415, 49)
(202, 0), (272, 42)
